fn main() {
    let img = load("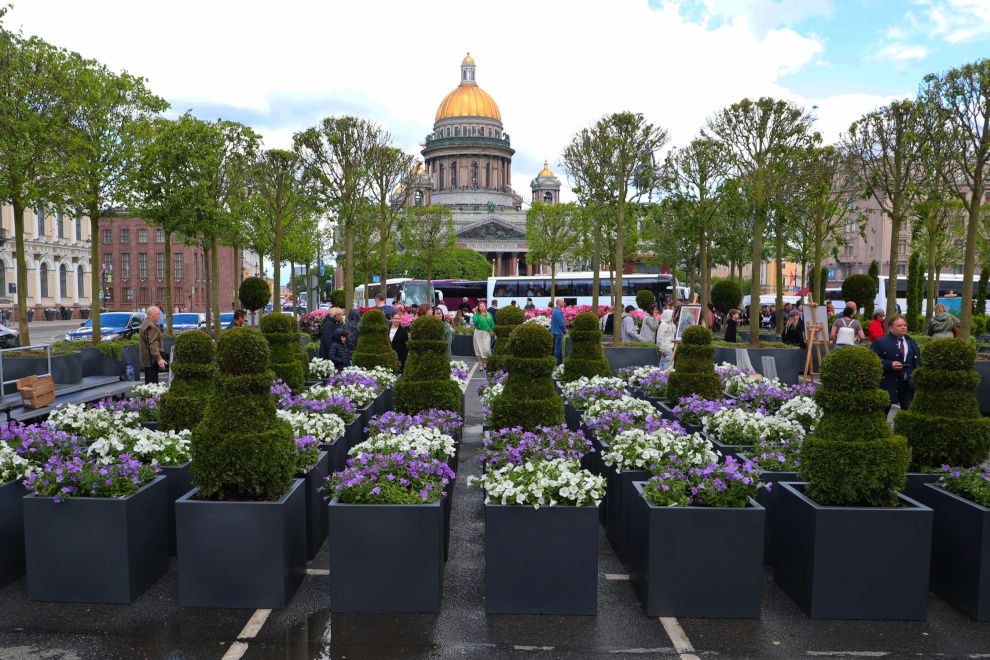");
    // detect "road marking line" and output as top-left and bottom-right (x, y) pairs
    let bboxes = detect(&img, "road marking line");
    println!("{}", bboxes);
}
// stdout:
(660, 617), (700, 660)
(467, 361), (480, 381)
(806, 653), (889, 657)
(513, 646), (554, 651)
(605, 573), (630, 580)
(306, 568), (330, 575)
(237, 608), (271, 640)
(221, 641), (249, 660)
(609, 649), (677, 655)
